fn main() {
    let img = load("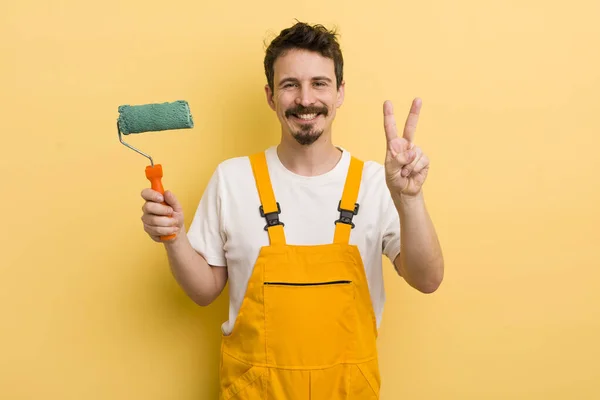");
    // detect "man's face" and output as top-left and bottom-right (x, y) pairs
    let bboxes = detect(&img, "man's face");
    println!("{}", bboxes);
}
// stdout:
(265, 49), (344, 146)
